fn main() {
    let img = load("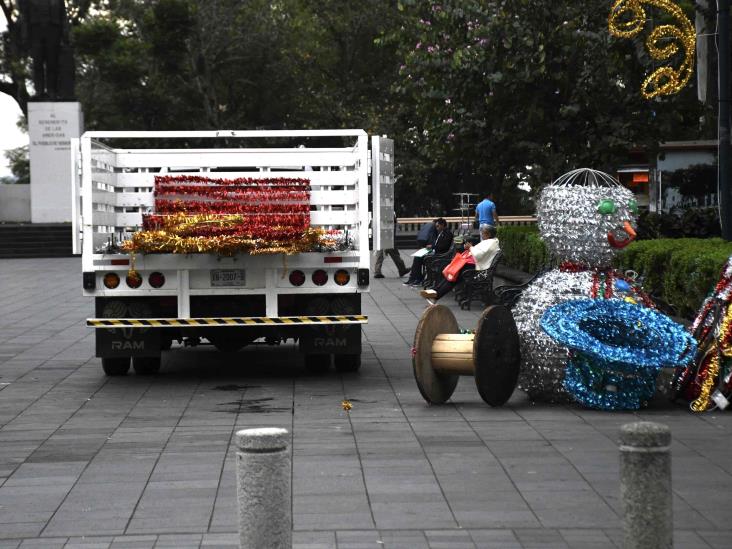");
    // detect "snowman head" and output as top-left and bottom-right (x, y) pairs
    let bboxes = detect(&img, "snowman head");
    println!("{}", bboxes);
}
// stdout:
(538, 169), (638, 268)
